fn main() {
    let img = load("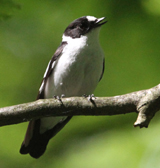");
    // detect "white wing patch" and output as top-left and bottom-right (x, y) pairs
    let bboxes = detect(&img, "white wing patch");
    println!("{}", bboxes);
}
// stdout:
(43, 60), (51, 78)
(51, 61), (56, 69)
(39, 81), (44, 93)
(38, 60), (51, 94)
